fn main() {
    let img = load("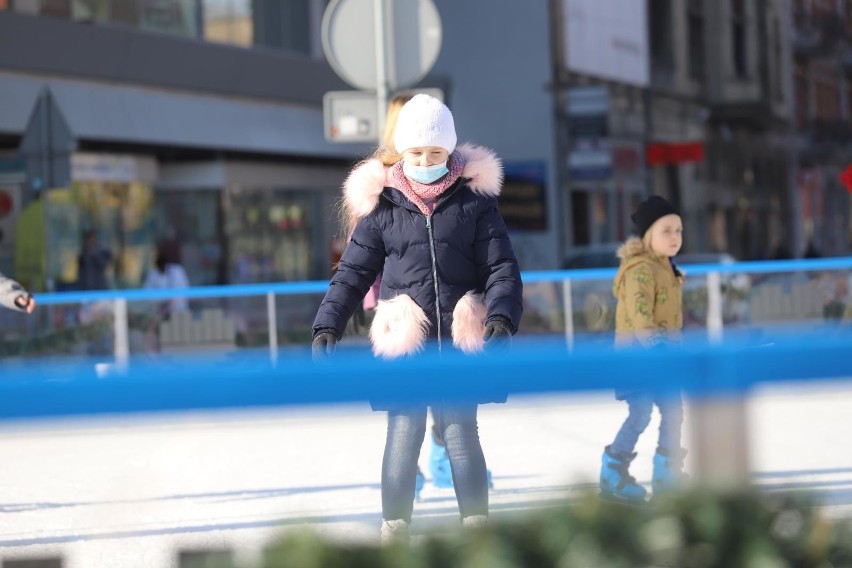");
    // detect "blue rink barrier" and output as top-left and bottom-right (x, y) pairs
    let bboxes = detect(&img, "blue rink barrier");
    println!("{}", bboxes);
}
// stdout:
(29, 255), (852, 306)
(24, 254), (852, 366)
(0, 326), (850, 421)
